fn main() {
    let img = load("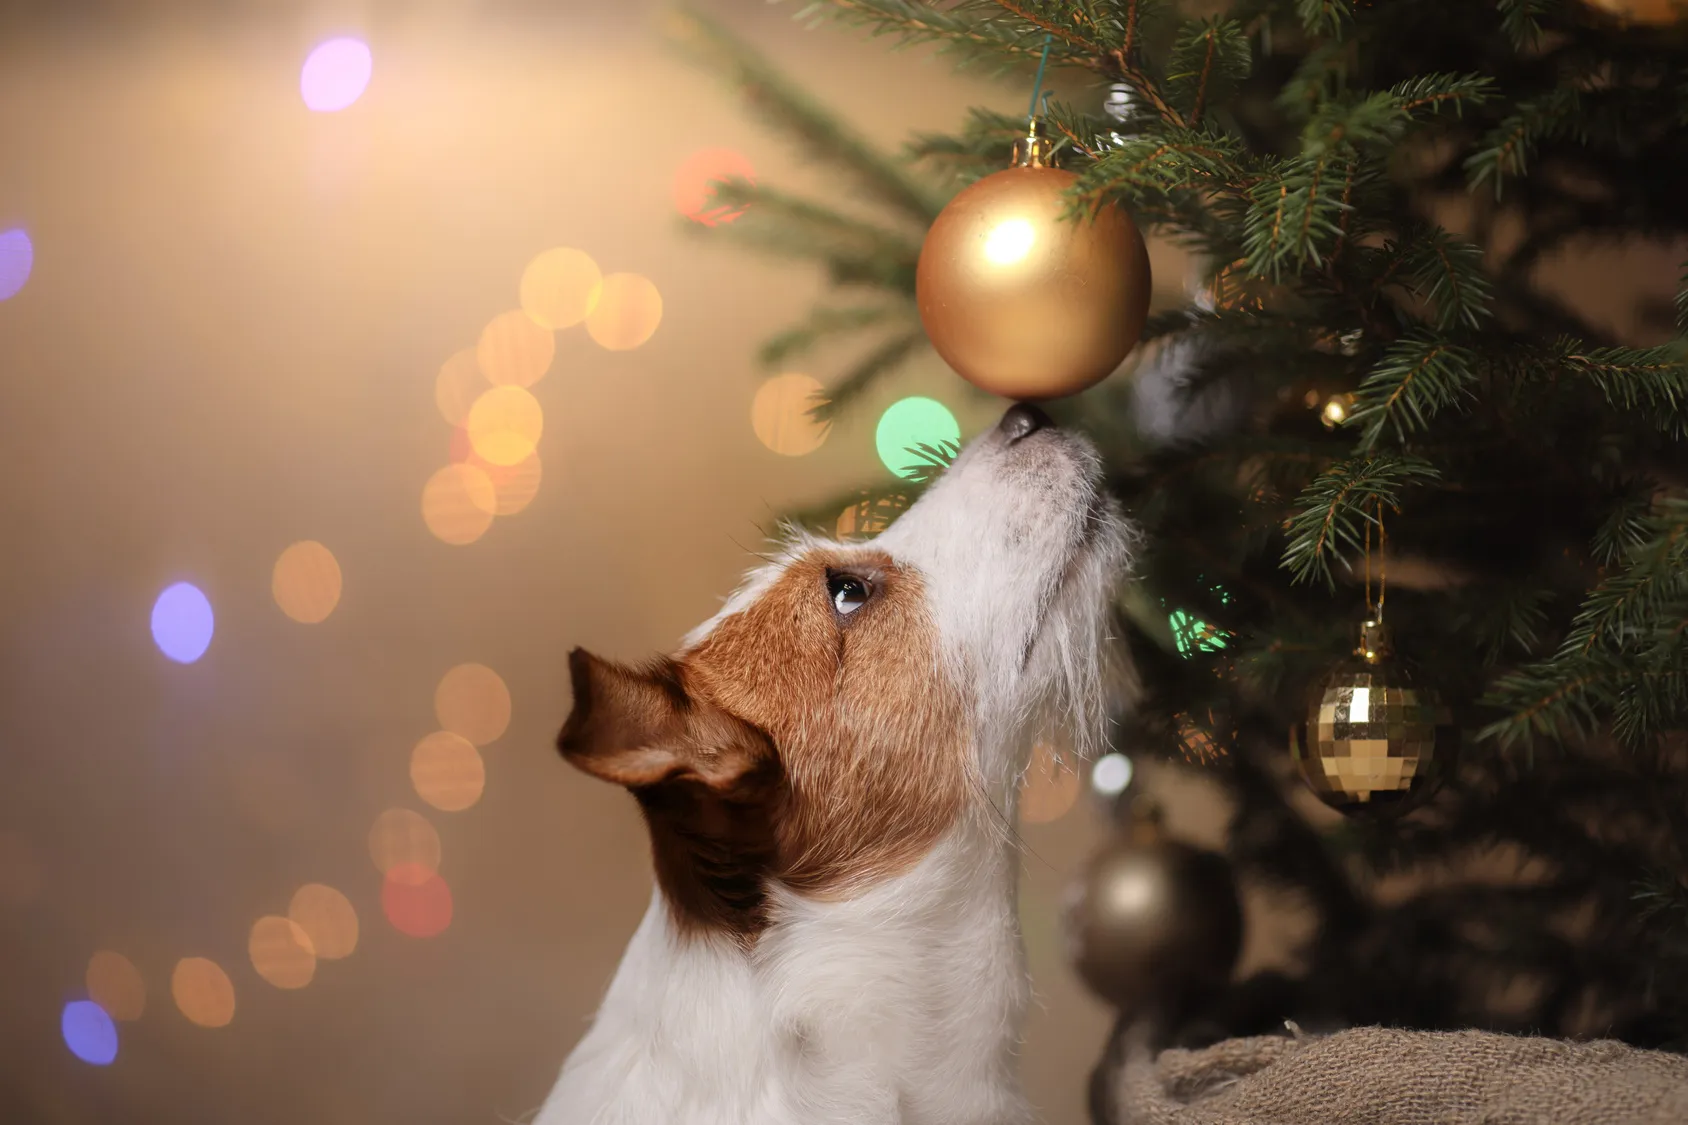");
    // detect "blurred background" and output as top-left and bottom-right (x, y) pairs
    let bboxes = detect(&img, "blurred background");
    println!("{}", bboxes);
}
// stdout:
(0, 2), (1193, 1121)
